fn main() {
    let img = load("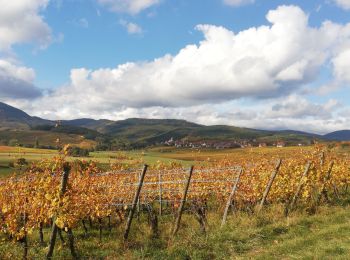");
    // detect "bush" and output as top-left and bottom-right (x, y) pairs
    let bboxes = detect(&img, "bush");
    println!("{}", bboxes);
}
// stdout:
(66, 146), (90, 157)
(14, 158), (28, 169)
